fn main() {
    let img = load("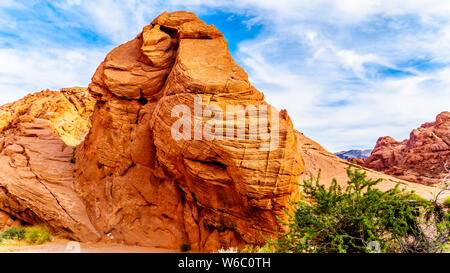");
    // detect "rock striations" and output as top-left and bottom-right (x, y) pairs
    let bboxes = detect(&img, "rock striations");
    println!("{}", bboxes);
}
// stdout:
(364, 112), (450, 185)
(1, 11), (445, 252)
(0, 88), (99, 241)
(74, 11), (304, 251)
